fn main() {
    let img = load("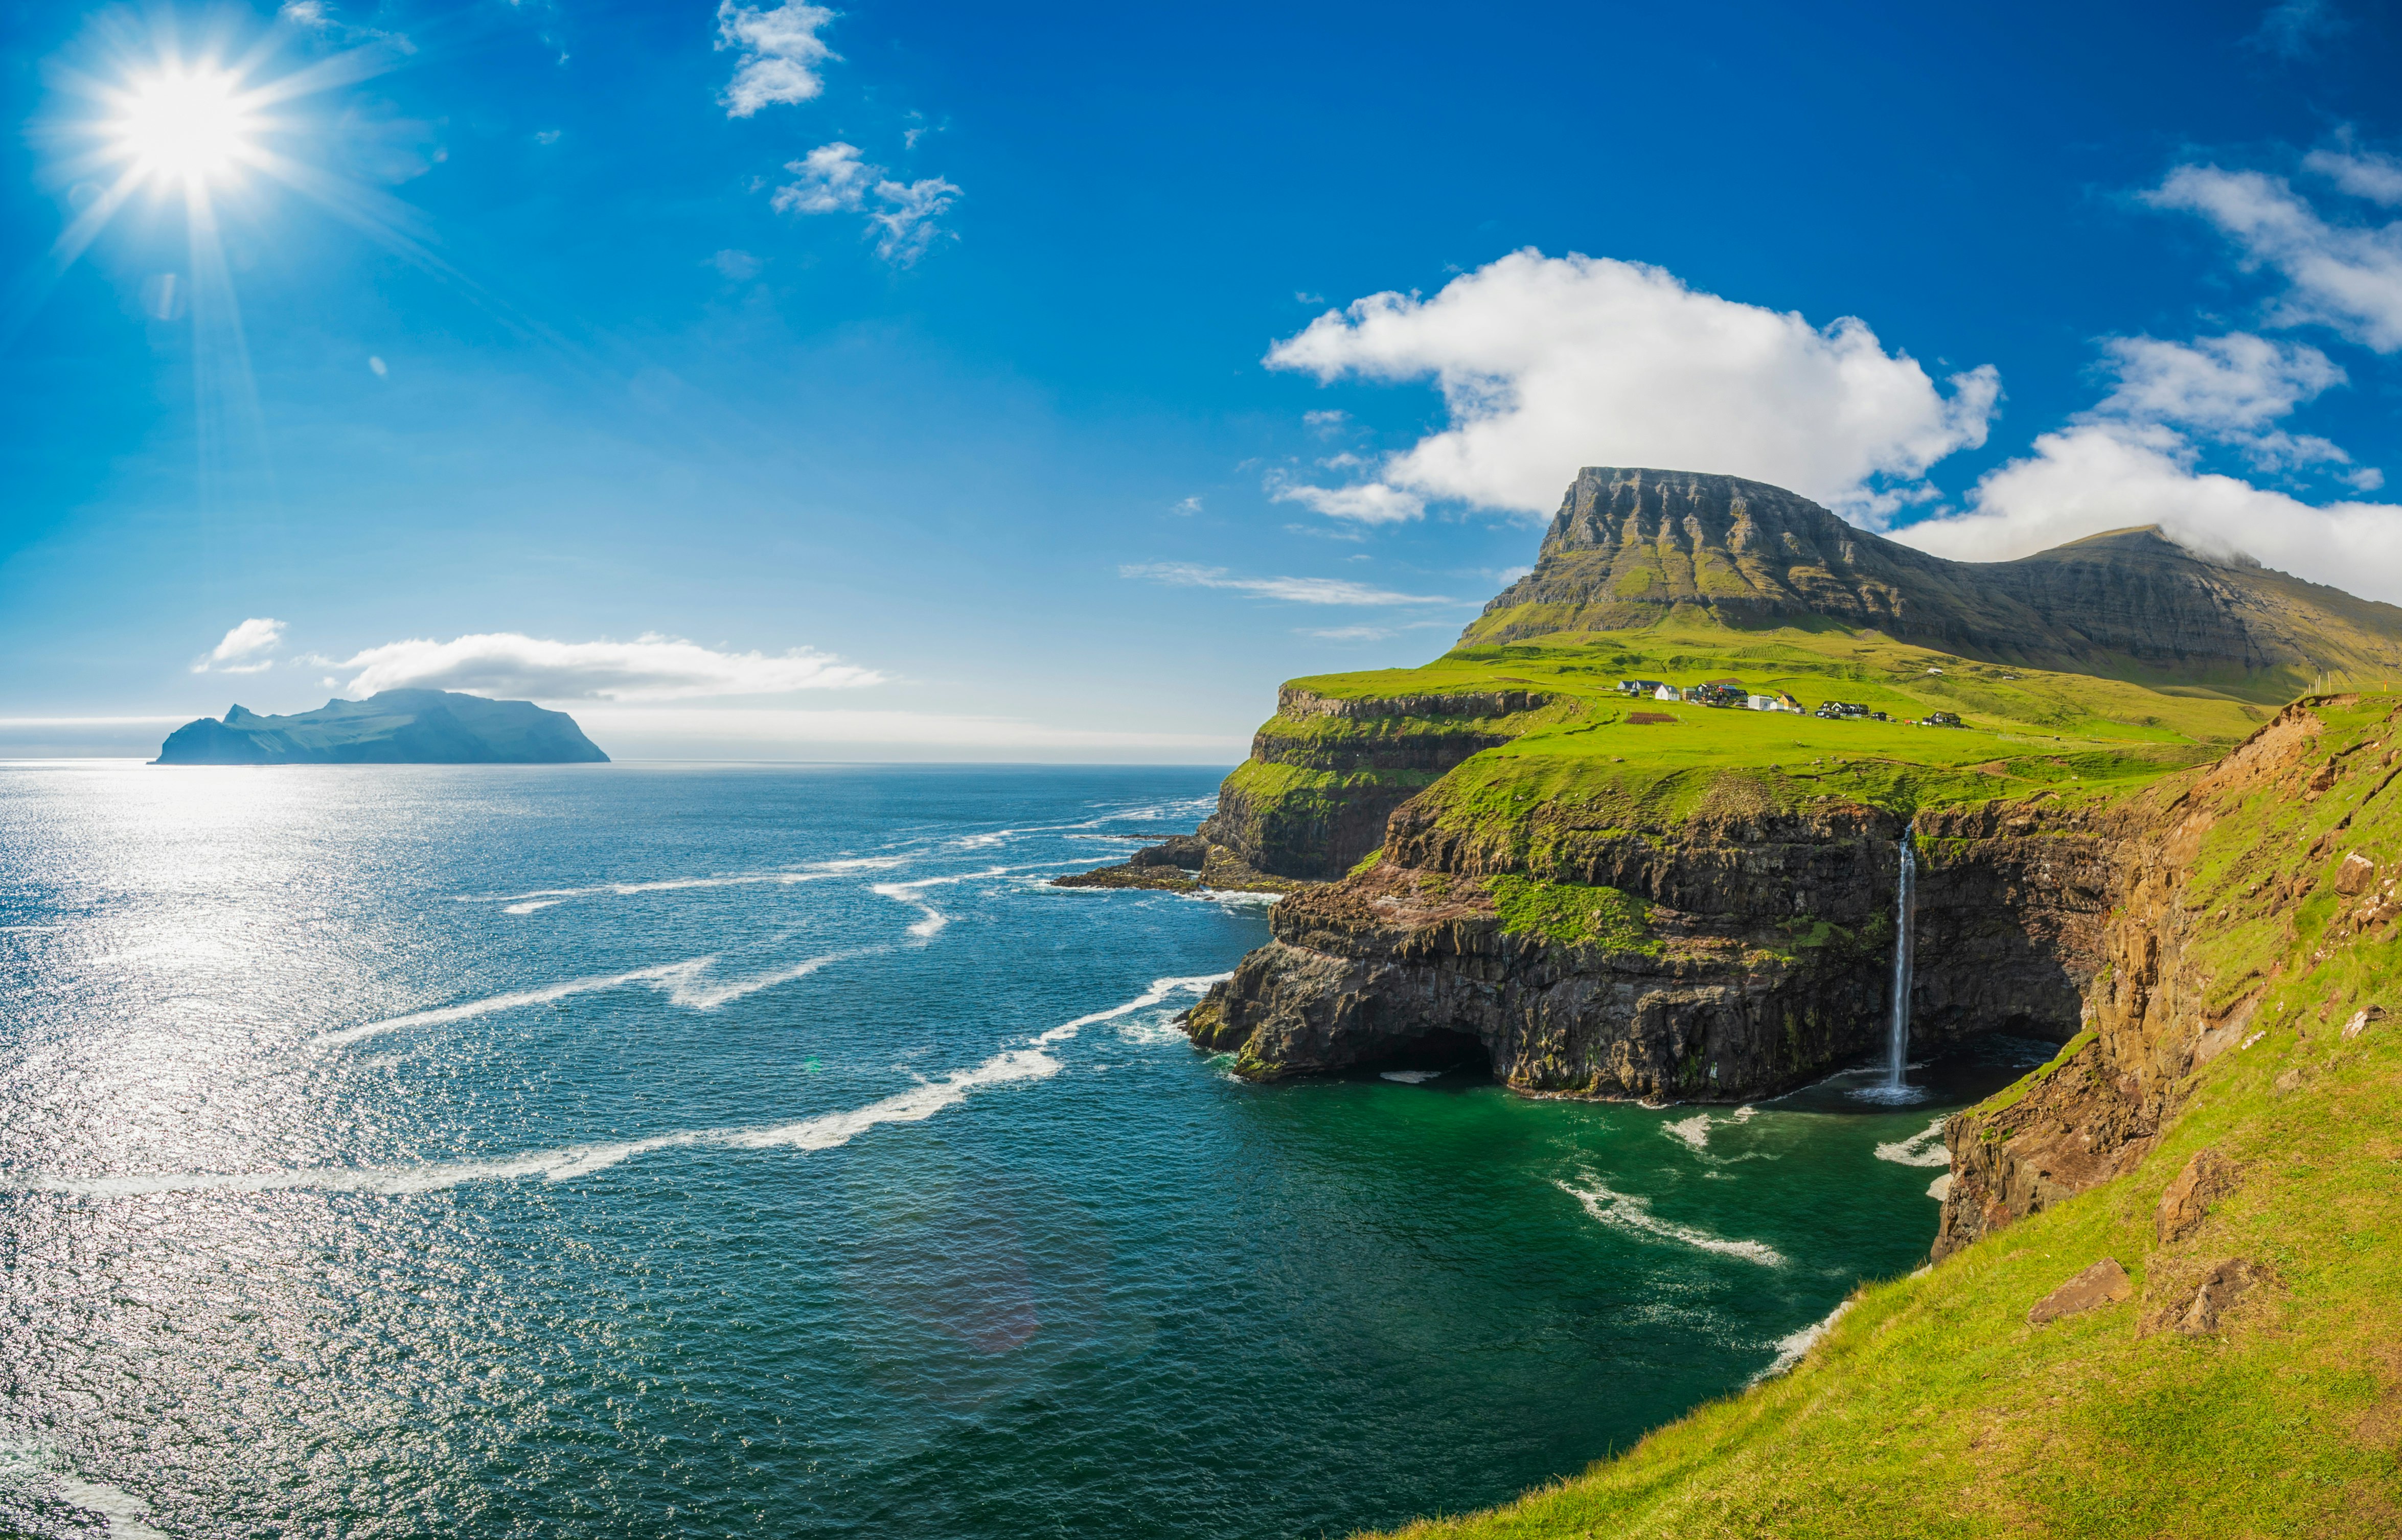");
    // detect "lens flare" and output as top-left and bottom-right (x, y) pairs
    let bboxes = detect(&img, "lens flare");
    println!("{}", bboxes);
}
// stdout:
(112, 67), (259, 185)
